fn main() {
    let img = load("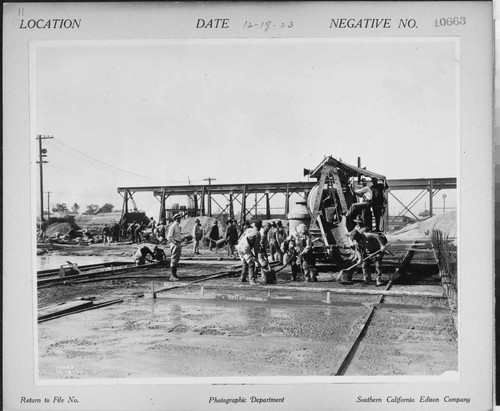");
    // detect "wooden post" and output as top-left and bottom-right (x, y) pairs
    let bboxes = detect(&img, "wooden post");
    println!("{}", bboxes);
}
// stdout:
(208, 189), (212, 217)
(124, 190), (129, 215)
(240, 185), (247, 223)
(429, 179), (434, 217)
(285, 183), (290, 218)
(193, 193), (198, 216)
(201, 186), (205, 216)
(229, 193), (234, 219)
(151, 281), (156, 299)
(158, 187), (166, 222)
(266, 192), (270, 220)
